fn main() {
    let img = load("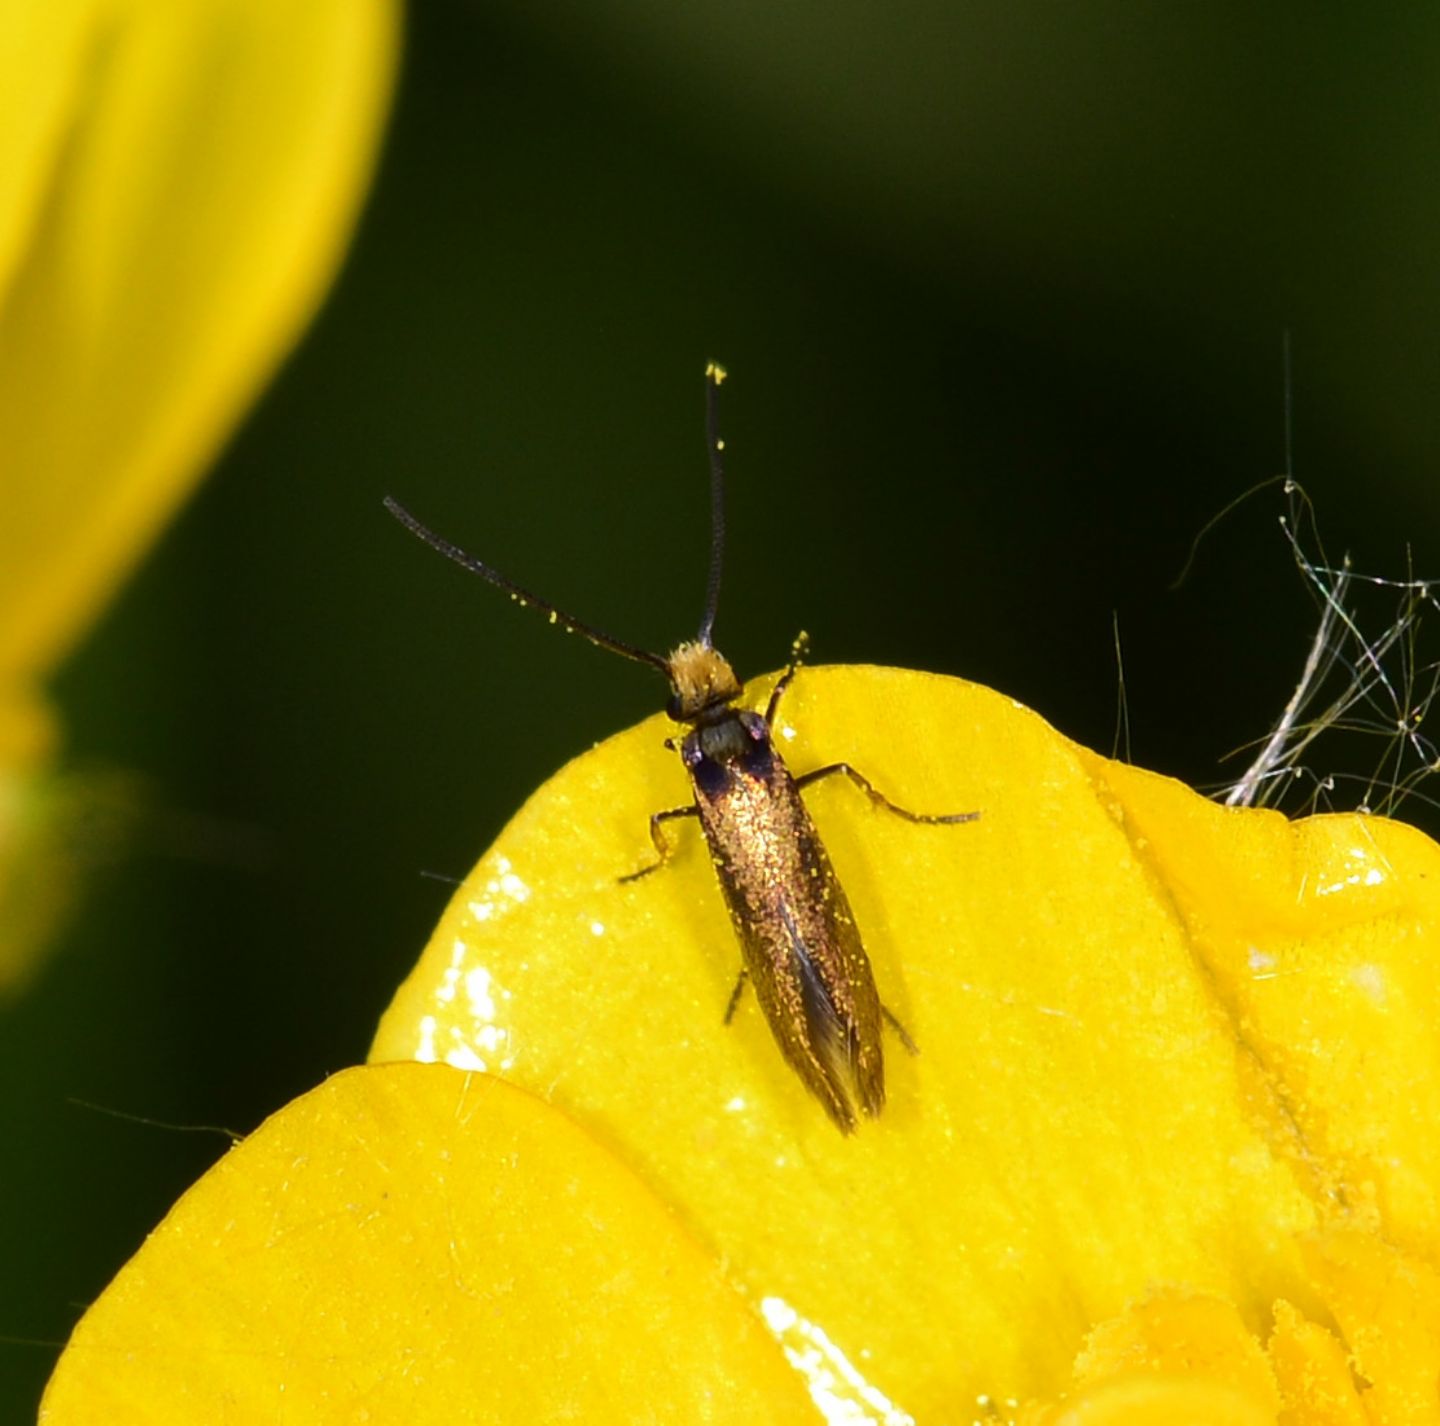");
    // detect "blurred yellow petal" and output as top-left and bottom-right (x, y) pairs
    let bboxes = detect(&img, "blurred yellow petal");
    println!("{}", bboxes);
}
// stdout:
(0, 686), (58, 982)
(0, 0), (397, 680)
(0, 684), (54, 772)
(371, 666), (1440, 1420)
(0, 765), (132, 988)
(40, 1062), (817, 1424)
(0, 0), (397, 985)
(0, 6), (91, 297)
